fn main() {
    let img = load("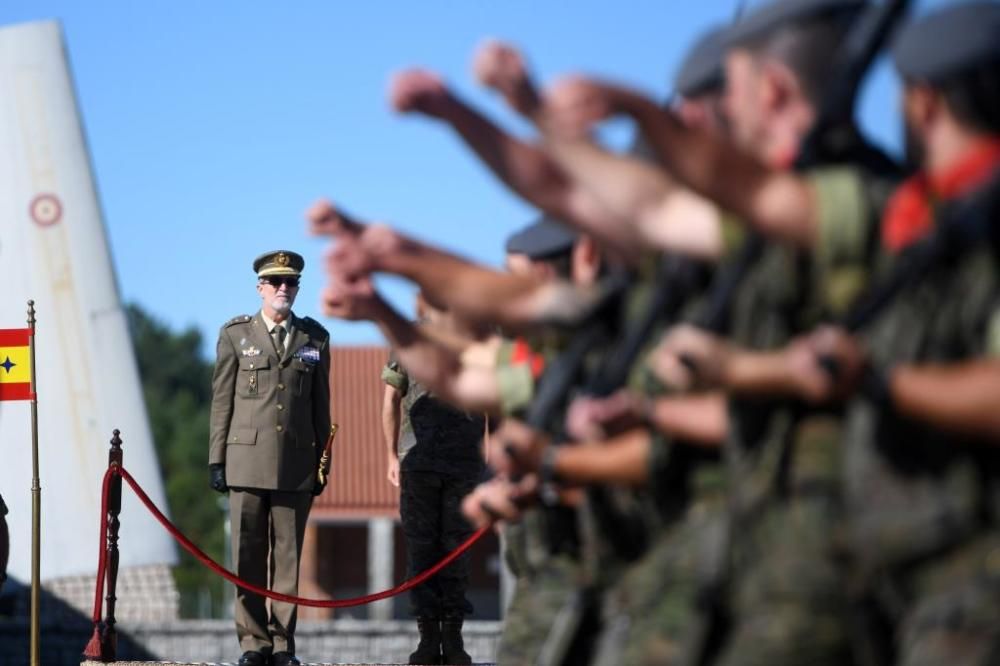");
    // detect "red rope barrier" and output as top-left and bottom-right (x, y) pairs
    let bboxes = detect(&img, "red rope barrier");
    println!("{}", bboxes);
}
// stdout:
(95, 466), (488, 609)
